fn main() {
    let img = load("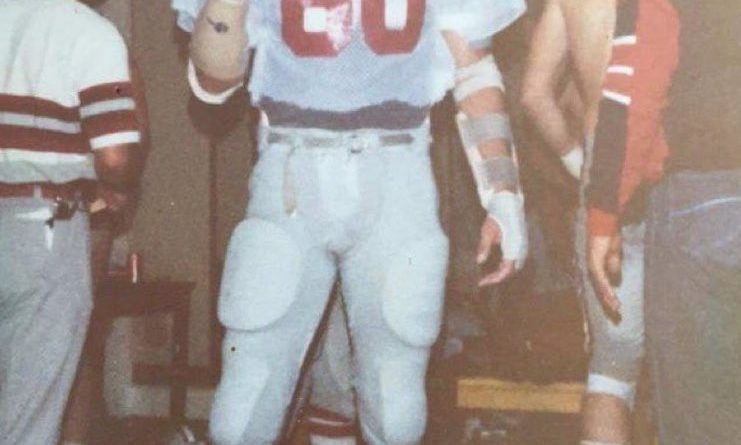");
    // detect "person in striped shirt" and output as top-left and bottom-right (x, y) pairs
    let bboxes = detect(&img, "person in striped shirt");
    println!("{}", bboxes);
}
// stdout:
(0, 1), (144, 444)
